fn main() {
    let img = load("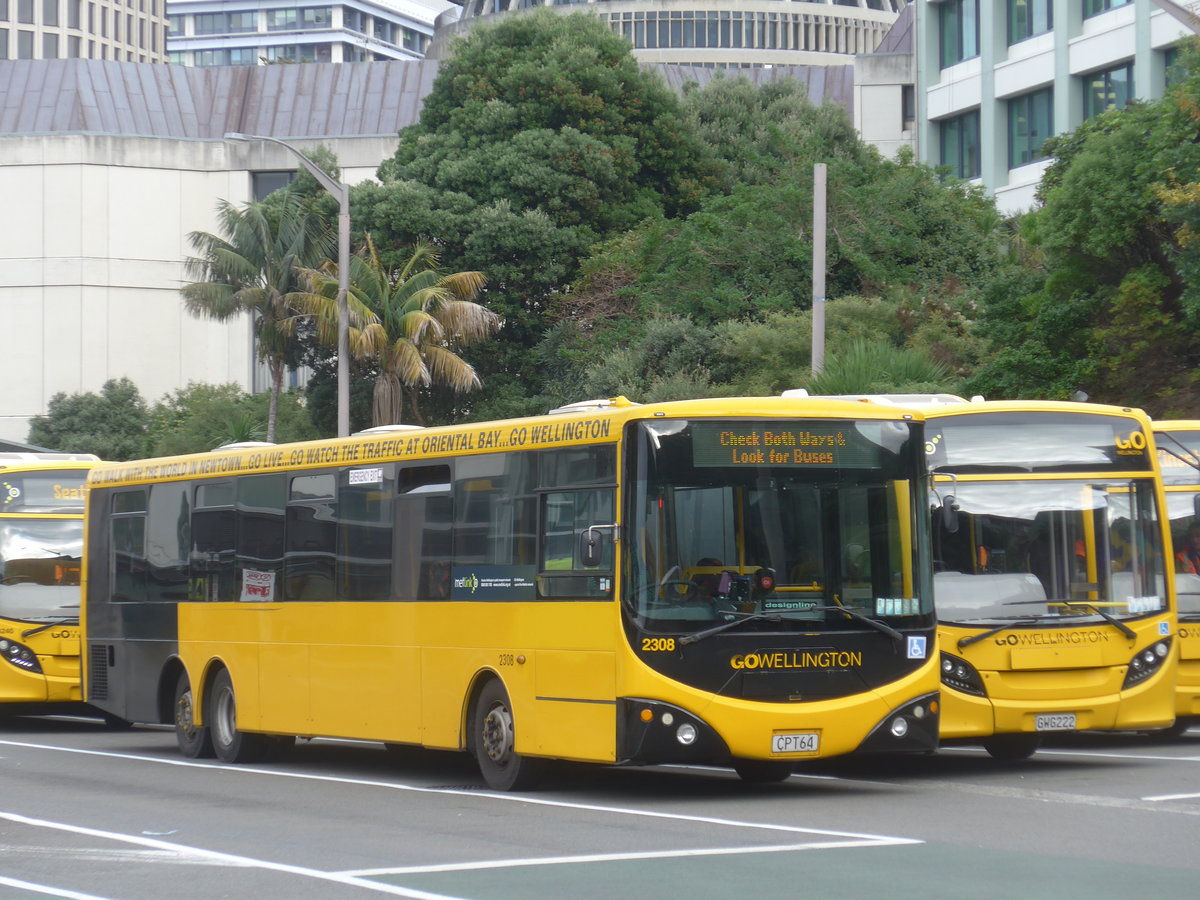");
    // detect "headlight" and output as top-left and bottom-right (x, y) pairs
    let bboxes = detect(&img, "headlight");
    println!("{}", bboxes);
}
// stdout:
(1, 638), (43, 674)
(940, 651), (986, 697)
(1123, 639), (1171, 688)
